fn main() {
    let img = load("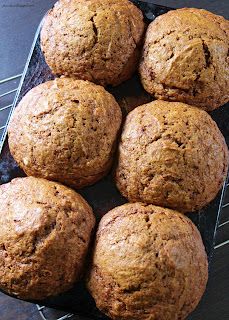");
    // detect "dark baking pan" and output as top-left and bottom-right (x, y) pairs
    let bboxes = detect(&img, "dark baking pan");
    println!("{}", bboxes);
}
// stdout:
(0, 1), (228, 318)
